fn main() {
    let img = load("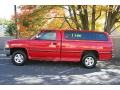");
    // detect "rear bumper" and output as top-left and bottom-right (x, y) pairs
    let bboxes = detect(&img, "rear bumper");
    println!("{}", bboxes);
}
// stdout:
(112, 53), (115, 58)
(4, 48), (10, 56)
